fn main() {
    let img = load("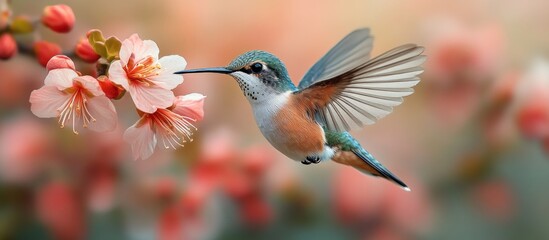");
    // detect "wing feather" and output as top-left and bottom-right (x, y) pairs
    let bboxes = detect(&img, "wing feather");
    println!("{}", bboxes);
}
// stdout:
(297, 30), (425, 132)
